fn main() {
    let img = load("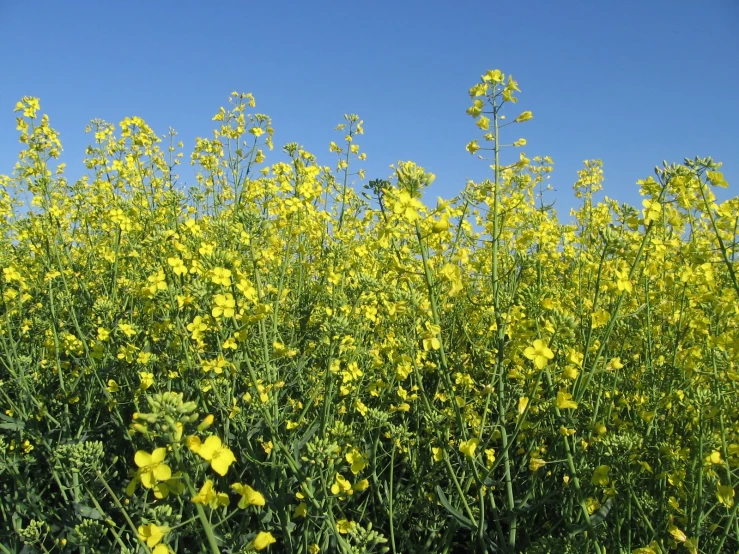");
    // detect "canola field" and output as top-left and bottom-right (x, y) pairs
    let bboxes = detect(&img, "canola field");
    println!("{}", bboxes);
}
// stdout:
(0, 70), (737, 553)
